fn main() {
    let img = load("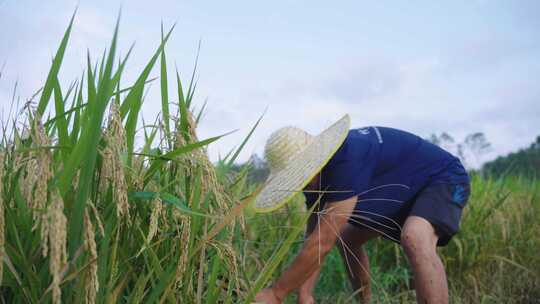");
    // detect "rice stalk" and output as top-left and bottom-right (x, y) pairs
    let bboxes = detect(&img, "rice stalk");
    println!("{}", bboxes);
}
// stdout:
(180, 111), (233, 210)
(23, 114), (58, 262)
(21, 155), (38, 209)
(87, 199), (105, 237)
(83, 207), (99, 304)
(24, 113), (54, 230)
(146, 192), (162, 242)
(44, 189), (68, 304)
(101, 102), (129, 221)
